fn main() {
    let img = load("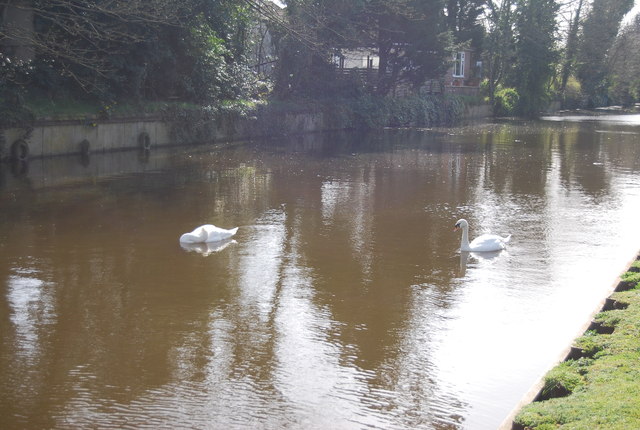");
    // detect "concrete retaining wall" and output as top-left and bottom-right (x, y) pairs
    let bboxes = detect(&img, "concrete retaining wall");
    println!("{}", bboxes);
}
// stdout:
(0, 112), (329, 160)
(1, 118), (171, 159)
(464, 104), (492, 119)
(1, 103), (493, 160)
